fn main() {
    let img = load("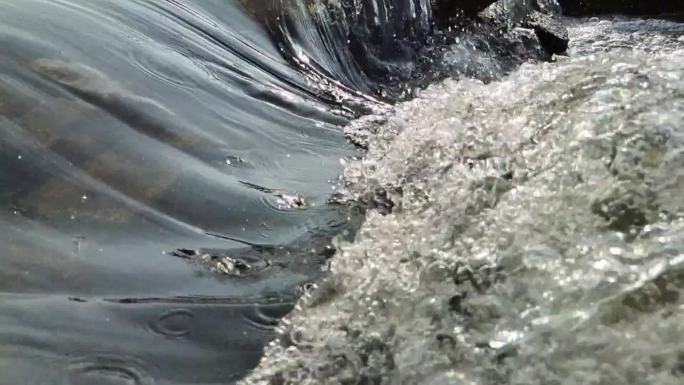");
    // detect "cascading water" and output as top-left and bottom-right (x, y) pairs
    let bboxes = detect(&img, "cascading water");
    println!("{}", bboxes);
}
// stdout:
(0, 0), (682, 384)
(243, 12), (684, 385)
